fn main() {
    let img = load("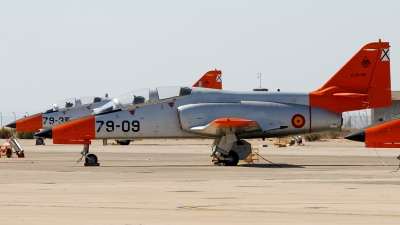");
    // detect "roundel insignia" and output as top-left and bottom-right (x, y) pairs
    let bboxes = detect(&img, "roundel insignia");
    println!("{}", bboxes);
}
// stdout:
(291, 114), (305, 128)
